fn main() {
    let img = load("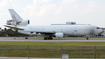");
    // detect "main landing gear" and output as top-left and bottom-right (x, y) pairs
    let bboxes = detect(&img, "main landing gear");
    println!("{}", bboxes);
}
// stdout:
(25, 37), (28, 39)
(86, 35), (89, 40)
(86, 37), (89, 40)
(44, 36), (53, 40)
